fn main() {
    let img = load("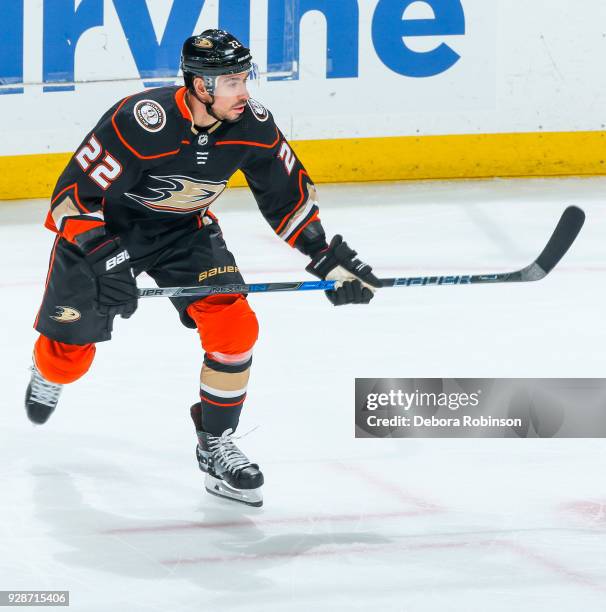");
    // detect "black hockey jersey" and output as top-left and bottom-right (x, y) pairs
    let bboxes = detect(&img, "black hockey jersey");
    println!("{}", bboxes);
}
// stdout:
(45, 86), (321, 257)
